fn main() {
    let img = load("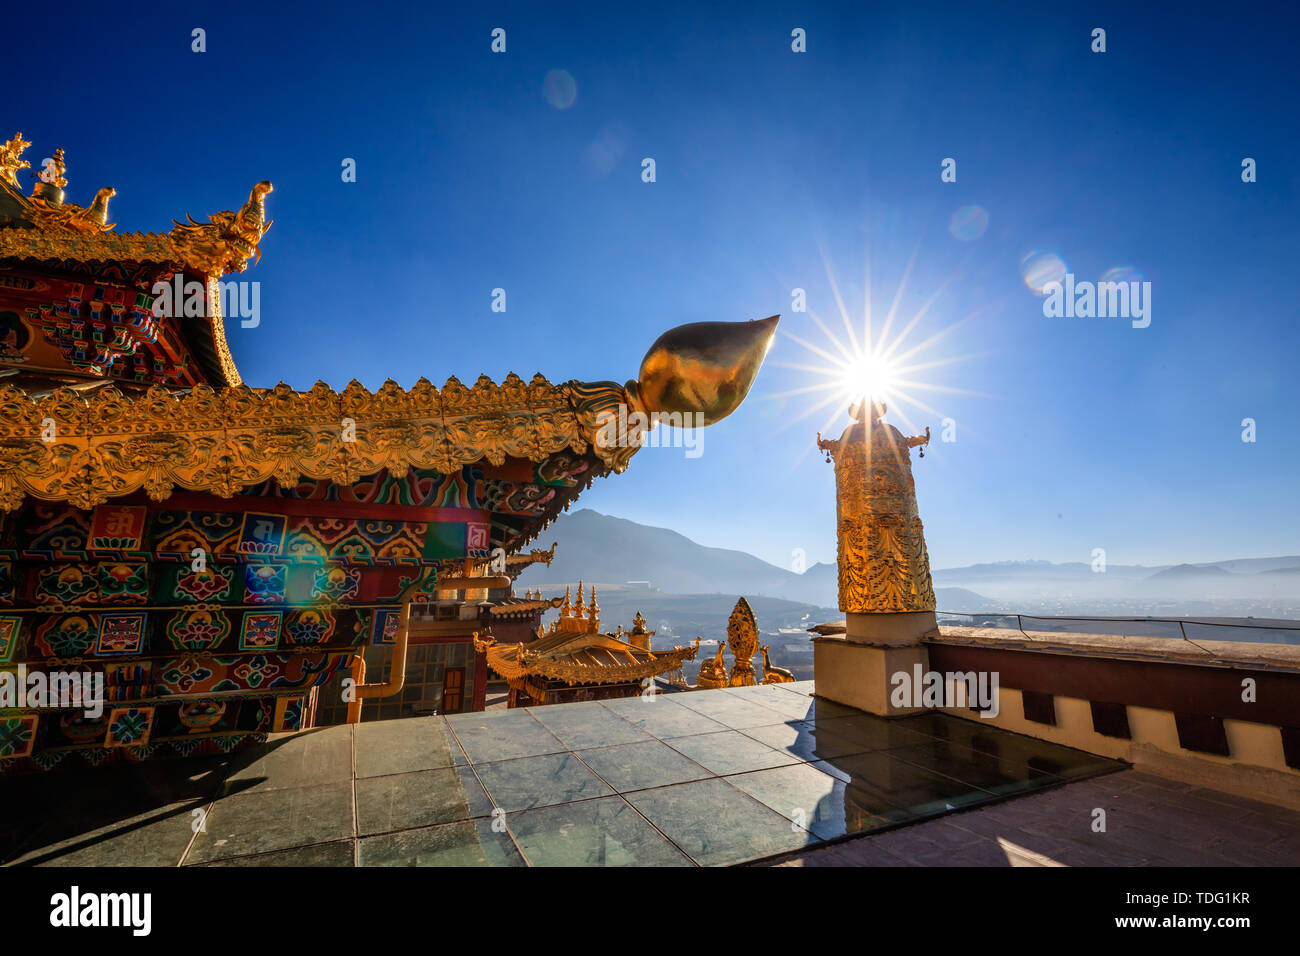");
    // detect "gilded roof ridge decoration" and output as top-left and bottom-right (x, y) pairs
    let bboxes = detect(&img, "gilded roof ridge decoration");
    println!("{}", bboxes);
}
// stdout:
(1, 139), (273, 390)
(1, 140), (273, 280)
(479, 632), (700, 686)
(0, 374), (636, 512)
